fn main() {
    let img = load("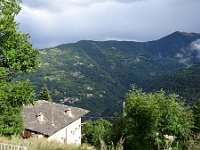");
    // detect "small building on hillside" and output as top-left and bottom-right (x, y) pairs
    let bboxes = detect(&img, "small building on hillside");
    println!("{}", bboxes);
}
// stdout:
(22, 100), (89, 145)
